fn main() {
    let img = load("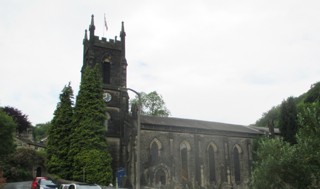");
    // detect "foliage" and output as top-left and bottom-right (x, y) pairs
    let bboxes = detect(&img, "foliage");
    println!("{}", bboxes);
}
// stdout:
(279, 97), (298, 144)
(0, 109), (16, 160)
(255, 81), (320, 128)
(46, 83), (74, 179)
(252, 101), (320, 188)
(73, 149), (112, 185)
(130, 91), (170, 117)
(3, 148), (45, 182)
(2, 106), (31, 134)
(69, 65), (112, 184)
(295, 102), (320, 187)
(255, 105), (280, 128)
(303, 82), (320, 103)
(251, 138), (309, 189)
(33, 122), (51, 142)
